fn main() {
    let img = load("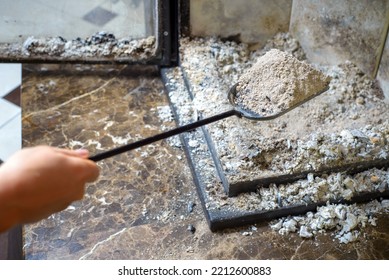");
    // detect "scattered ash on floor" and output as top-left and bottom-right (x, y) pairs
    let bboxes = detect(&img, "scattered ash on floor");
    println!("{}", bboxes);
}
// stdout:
(271, 198), (389, 243)
(161, 33), (389, 243)
(0, 31), (156, 62)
